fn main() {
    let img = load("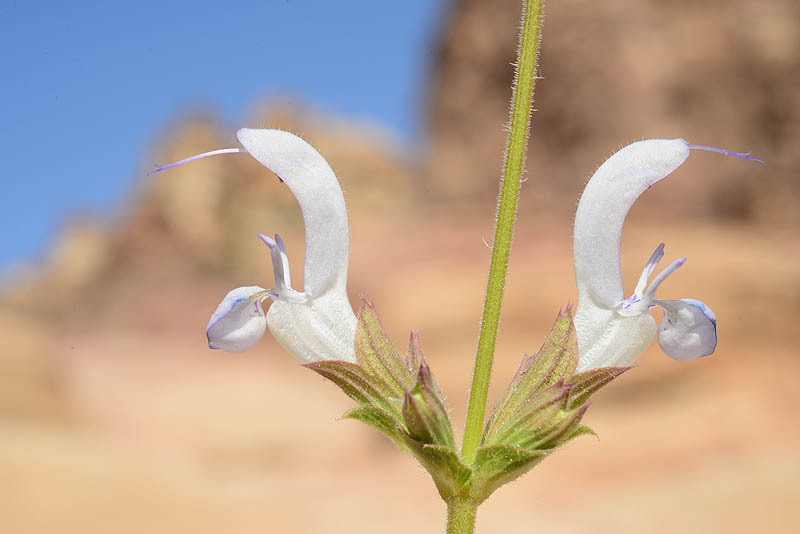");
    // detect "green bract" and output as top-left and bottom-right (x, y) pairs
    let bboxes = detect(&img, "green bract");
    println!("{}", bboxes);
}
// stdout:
(307, 300), (628, 503)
